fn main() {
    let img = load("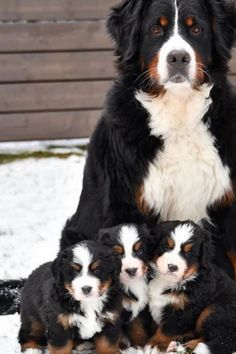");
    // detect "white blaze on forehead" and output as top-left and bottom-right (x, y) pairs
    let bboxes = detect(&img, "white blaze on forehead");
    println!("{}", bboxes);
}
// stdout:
(119, 225), (140, 256)
(157, 0), (196, 85)
(73, 243), (92, 269)
(156, 223), (194, 280)
(171, 223), (194, 250)
(72, 243), (100, 300)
